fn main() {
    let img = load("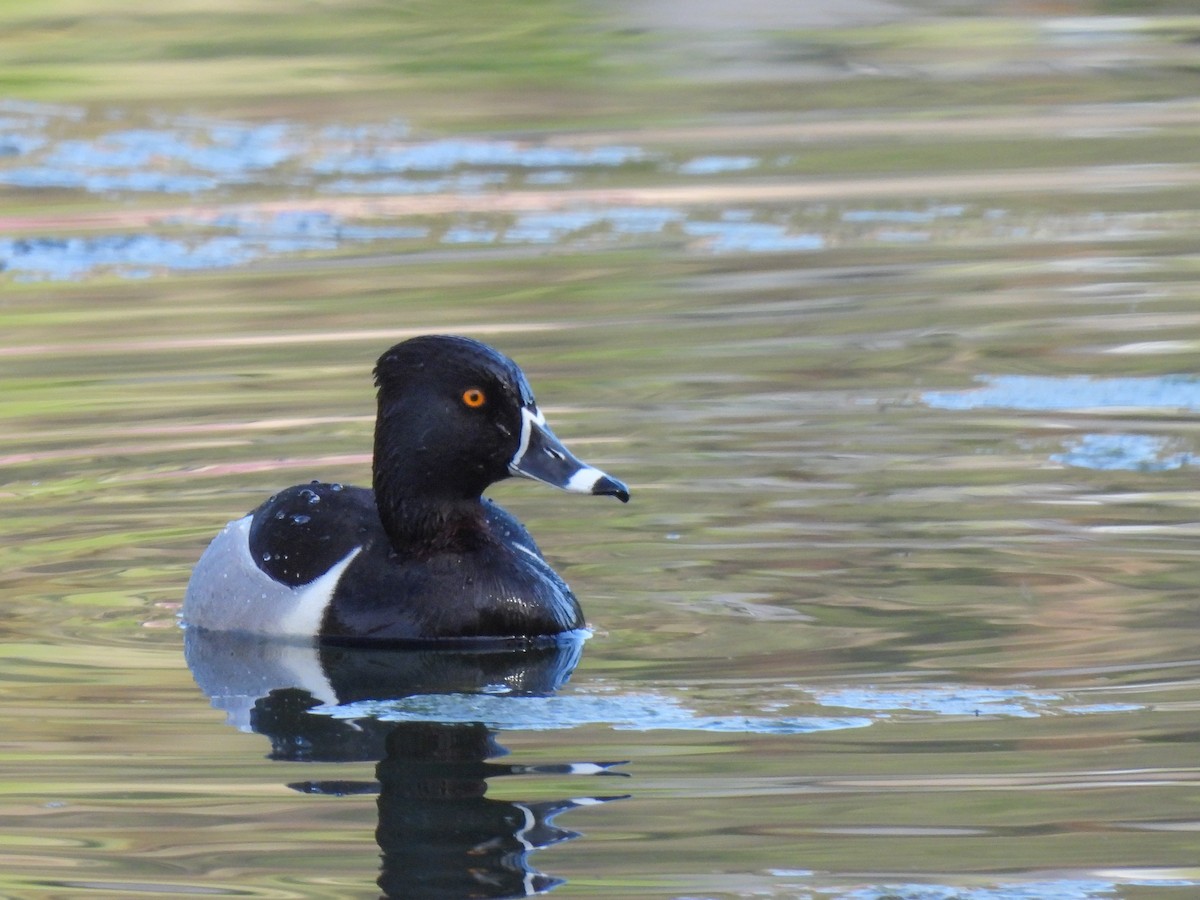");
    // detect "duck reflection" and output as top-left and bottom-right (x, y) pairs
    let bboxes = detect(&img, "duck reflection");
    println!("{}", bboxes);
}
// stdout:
(185, 629), (627, 898)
